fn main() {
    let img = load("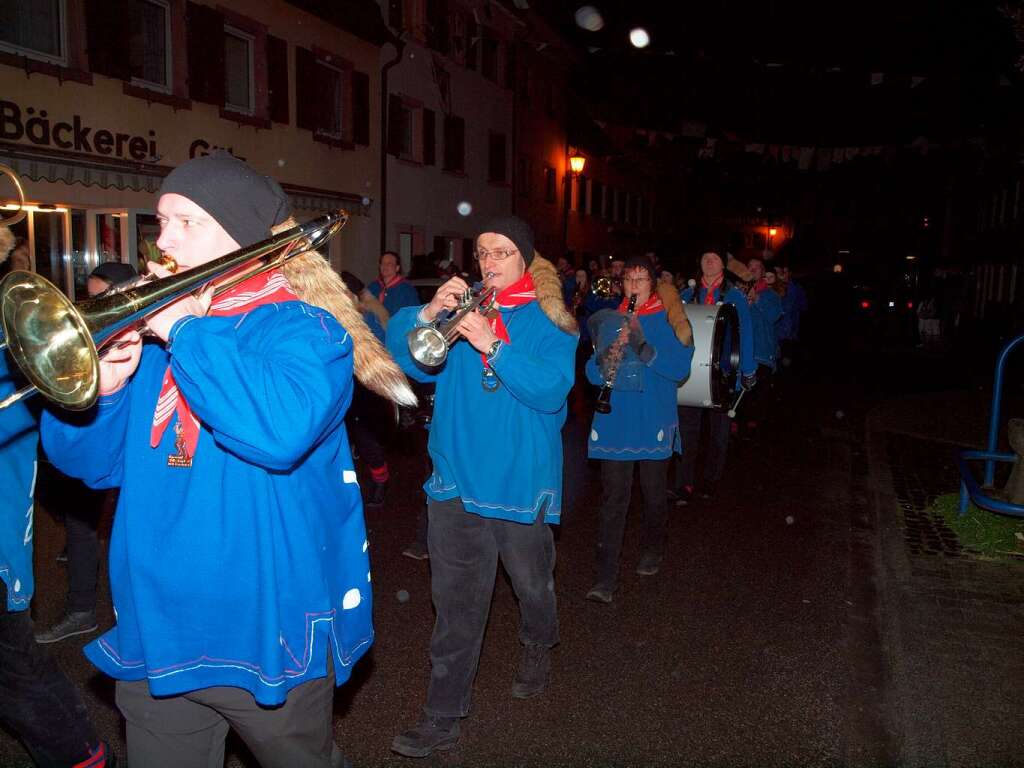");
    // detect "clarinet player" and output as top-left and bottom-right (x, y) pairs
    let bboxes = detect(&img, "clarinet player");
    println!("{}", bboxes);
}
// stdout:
(585, 255), (694, 604)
